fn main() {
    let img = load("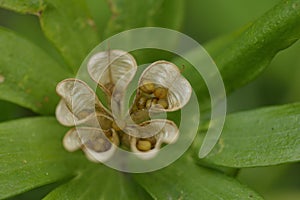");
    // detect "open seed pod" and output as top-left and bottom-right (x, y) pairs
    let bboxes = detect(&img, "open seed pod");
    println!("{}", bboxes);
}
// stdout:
(136, 61), (192, 112)
(63, 127), (119, 162)
(87, 50), (137, 96)
(56, 78), (111, 126)
(130, 119), (179, 159)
